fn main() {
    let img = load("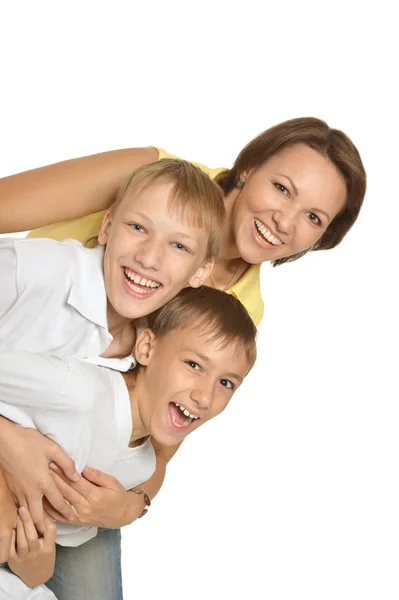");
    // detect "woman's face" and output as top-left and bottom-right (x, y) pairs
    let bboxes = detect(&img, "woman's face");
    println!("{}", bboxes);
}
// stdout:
(231, 143), (348, 264)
